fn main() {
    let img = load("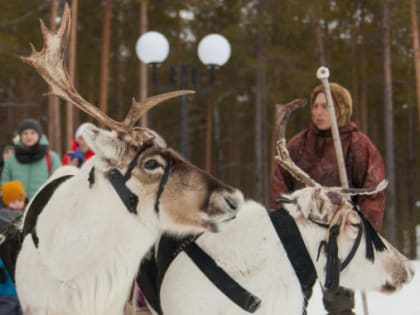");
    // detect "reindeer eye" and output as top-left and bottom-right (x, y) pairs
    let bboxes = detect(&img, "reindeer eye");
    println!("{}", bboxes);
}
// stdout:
(144, 159), (160, 170)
